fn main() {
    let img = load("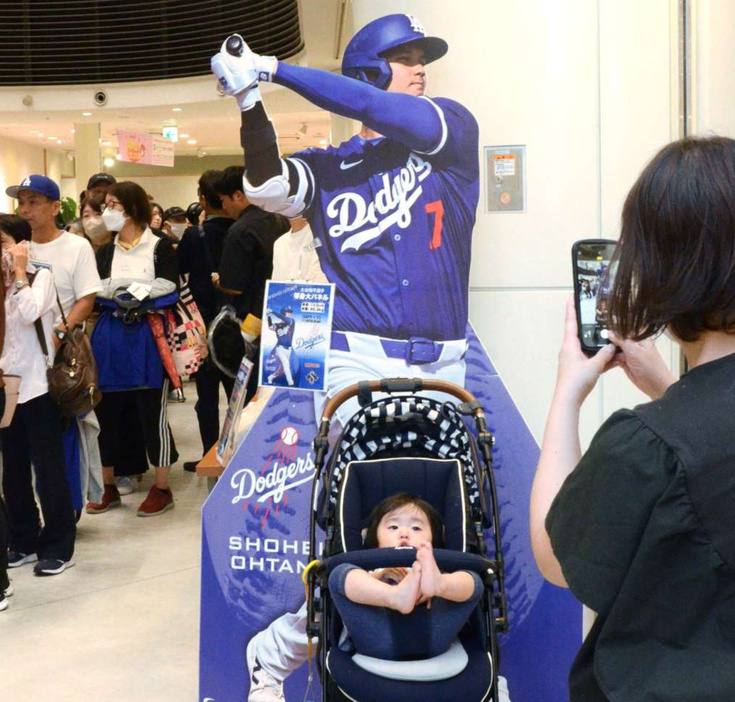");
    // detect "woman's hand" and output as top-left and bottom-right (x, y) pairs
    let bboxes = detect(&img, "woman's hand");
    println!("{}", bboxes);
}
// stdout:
(8, 242), (29, 276)
(607, 332), (675, 400)
(555, 296), (617, 406)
